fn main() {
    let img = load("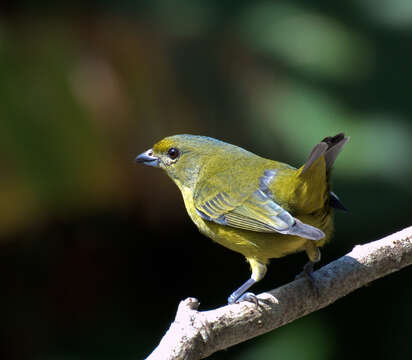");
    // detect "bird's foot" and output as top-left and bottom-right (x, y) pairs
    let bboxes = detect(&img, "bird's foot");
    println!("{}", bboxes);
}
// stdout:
(228, 292), (258, 305)
(295, 261), (320, 296)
